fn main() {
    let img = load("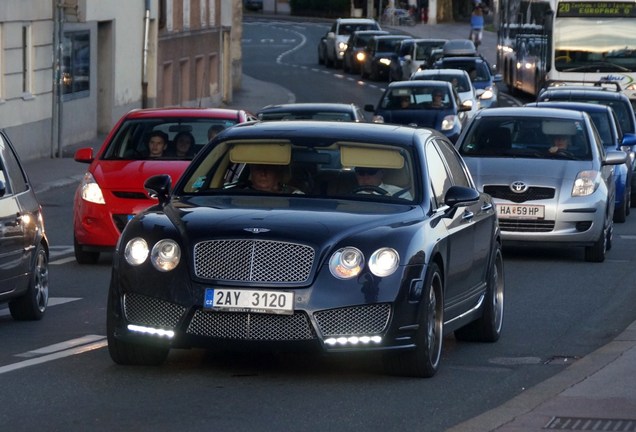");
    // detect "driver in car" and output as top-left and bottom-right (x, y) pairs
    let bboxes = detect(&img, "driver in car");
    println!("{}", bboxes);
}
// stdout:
(354, 167), (412, 199)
